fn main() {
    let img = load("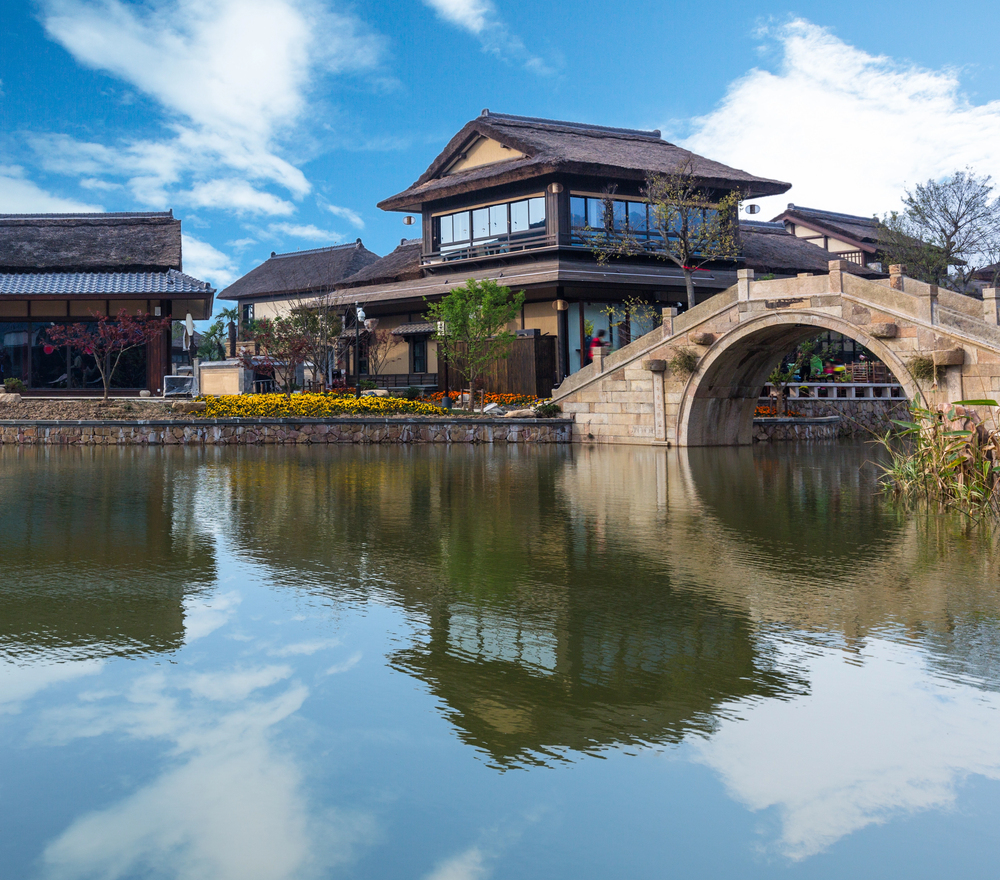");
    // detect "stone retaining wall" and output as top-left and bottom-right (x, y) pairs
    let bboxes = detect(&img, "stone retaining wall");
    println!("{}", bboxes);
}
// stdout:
(0, 417), (573, 446)
(776, 398), (910, 437)
(753, 416), (841, 442)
